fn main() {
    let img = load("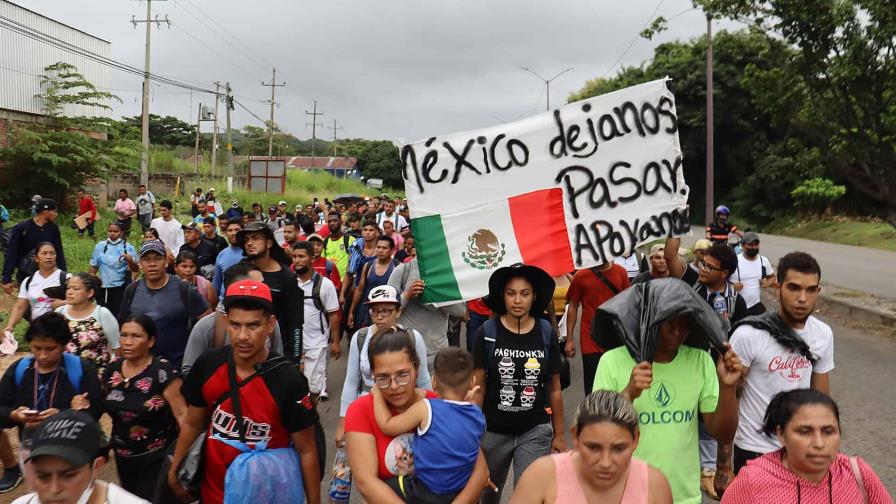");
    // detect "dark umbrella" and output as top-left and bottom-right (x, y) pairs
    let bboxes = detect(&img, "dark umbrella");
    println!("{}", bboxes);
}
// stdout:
(592, 277), (728, 362)
(332, 193), (364, 205)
